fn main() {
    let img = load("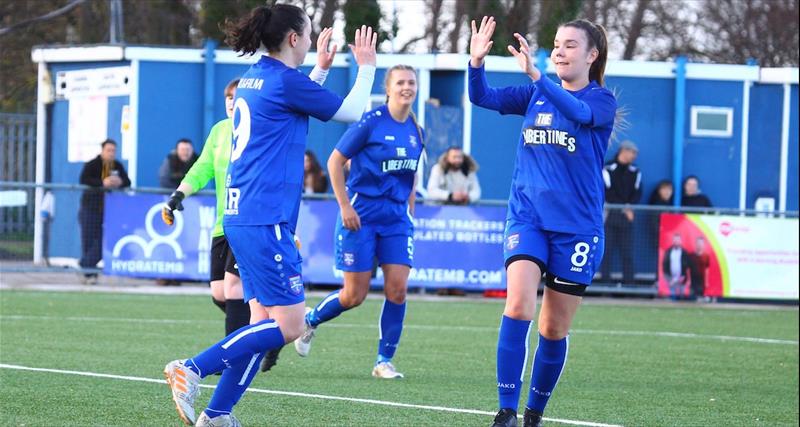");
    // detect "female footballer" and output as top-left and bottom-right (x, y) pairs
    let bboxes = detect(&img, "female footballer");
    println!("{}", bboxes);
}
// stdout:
(469, 16), (617, 427)
(293, 64), (424, 380)
(163, 4), (377, 426)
